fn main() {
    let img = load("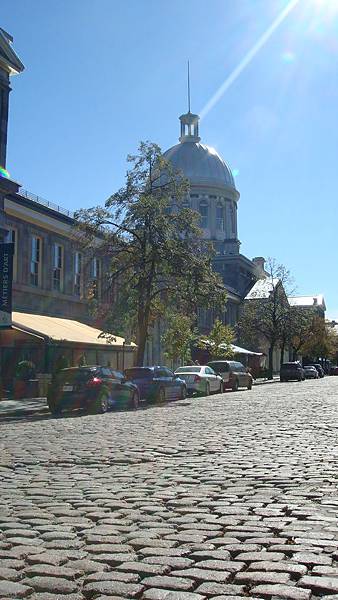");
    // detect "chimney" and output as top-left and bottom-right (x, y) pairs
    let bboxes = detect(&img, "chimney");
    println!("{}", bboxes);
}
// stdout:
(252, 257), (265, 279)
(313, 297), (318, 306)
